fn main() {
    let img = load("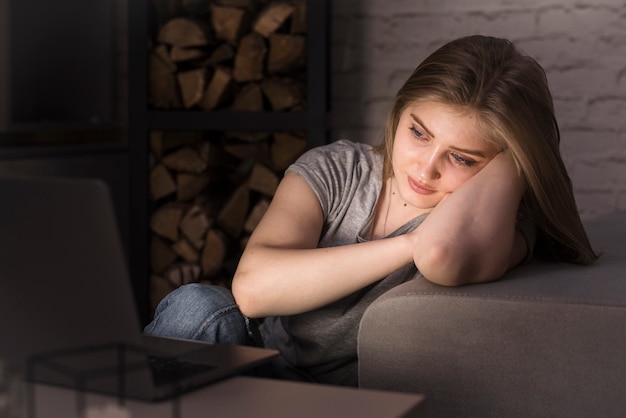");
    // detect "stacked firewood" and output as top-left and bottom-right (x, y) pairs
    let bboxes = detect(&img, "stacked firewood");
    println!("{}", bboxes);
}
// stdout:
(149, 0), (307, 111)
(148, 129), (307, 314)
